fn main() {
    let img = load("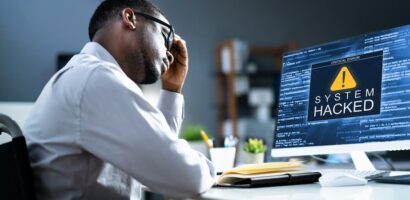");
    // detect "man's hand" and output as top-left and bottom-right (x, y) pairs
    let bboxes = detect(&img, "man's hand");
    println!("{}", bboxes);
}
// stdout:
(161, 34), (188, 93)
